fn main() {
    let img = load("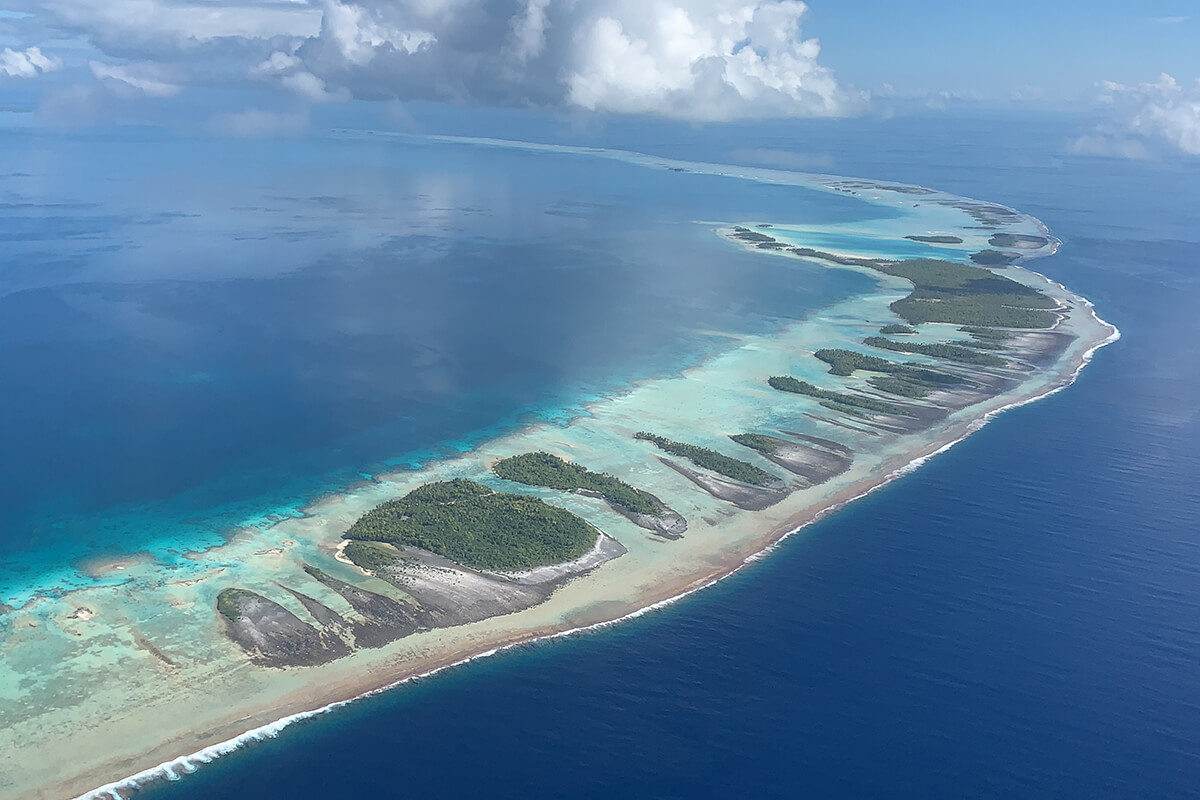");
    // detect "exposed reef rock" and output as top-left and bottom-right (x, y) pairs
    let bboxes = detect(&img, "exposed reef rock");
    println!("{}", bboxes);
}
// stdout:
(1004, 329), (1076, 366)
(803, 412), (881, 436)
(935, 199), (1021, 229)
(215, 497), (631, 667)
(279, 586), (349, 630)
(733, 434), (853, 486)
(826, 180), (934, 196)
(302, 565), (423, 648)
(592, 491), (688, 539)
(659, 457), (788, 511)
(370, 549), (552, 628)
(216, 588), (350, 668)
(501, 533), (628, 585)
(989, 233), (1049, 249)
(210, 203), (1081, 673)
